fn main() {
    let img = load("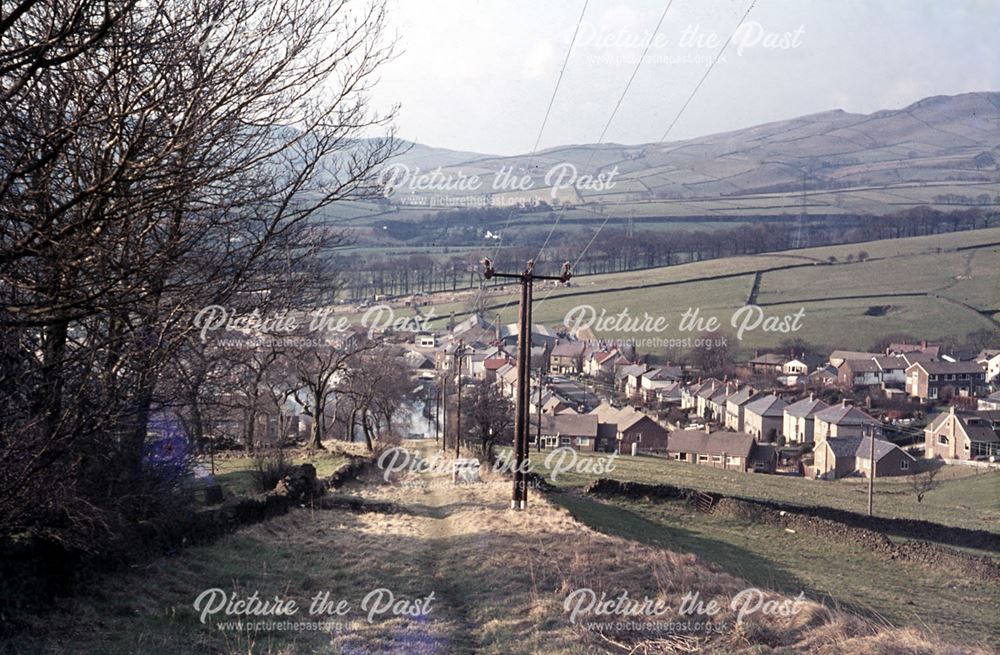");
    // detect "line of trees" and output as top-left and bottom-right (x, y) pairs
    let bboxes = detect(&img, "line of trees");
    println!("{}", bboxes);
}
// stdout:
(333, 206), (998, 300)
